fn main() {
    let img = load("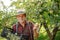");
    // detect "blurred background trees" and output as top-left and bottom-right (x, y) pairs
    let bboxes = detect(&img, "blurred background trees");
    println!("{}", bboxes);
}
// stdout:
(0, 0), (60, 40)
